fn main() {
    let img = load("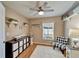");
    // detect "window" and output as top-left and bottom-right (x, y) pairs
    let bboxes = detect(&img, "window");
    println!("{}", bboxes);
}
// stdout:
(43, 23), (54, 40)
